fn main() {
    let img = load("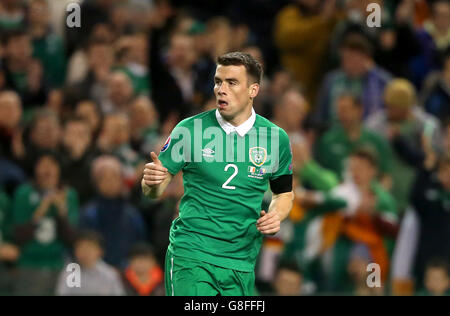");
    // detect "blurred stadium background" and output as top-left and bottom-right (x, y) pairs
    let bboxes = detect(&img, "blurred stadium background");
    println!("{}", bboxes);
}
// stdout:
(0, 0), (449, 296)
